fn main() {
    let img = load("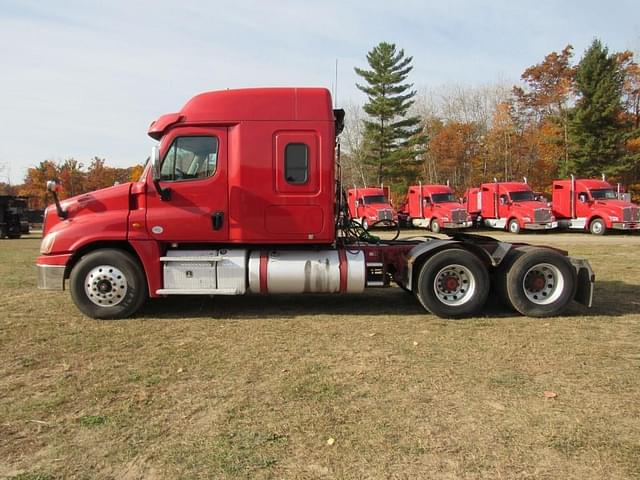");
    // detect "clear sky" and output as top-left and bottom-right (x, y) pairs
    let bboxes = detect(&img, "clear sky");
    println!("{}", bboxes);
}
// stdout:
(0, 0), (638, 184)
